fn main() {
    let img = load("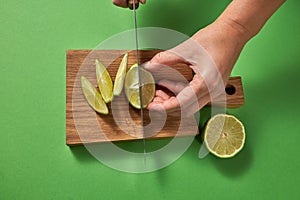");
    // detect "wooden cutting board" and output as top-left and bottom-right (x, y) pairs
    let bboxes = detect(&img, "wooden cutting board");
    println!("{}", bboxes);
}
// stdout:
(66, 50), (244, 145)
